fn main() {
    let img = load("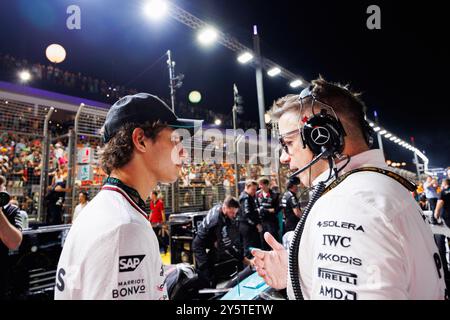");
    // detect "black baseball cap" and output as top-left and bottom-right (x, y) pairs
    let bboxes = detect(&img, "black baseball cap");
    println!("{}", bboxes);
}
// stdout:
(102, 93), (197, 143)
